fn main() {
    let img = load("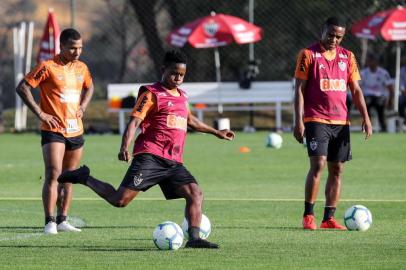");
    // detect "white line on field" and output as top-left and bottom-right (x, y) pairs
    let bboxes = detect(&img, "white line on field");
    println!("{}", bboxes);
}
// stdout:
(0, 197), (405, 202)
(0, 233), (43, 242)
